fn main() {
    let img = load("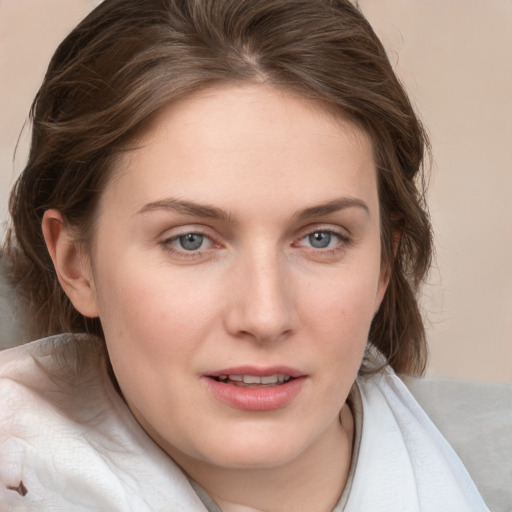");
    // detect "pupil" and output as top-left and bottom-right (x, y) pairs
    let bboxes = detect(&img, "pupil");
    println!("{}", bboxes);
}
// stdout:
(309, 232), (330, 248)
(179, 233), (204, 251)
